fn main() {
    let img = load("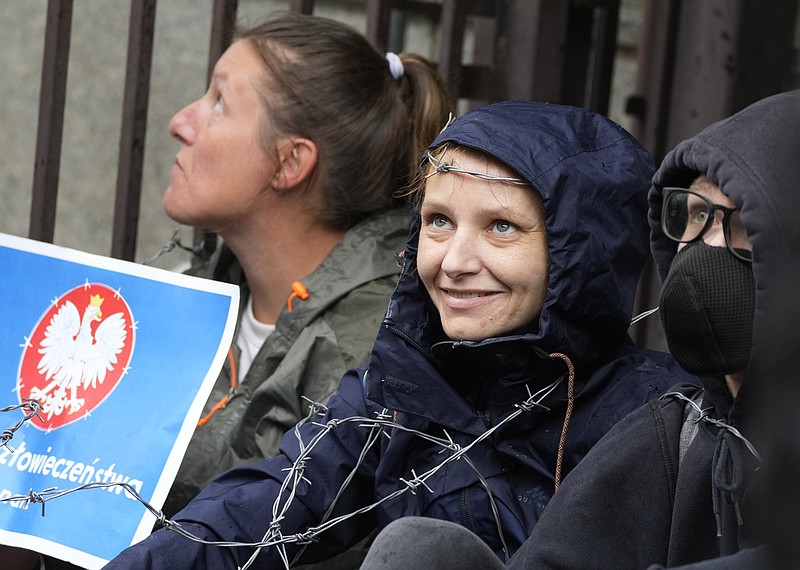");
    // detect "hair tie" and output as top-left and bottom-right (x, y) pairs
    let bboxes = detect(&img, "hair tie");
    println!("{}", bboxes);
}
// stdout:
(386, 52), (404, 80)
